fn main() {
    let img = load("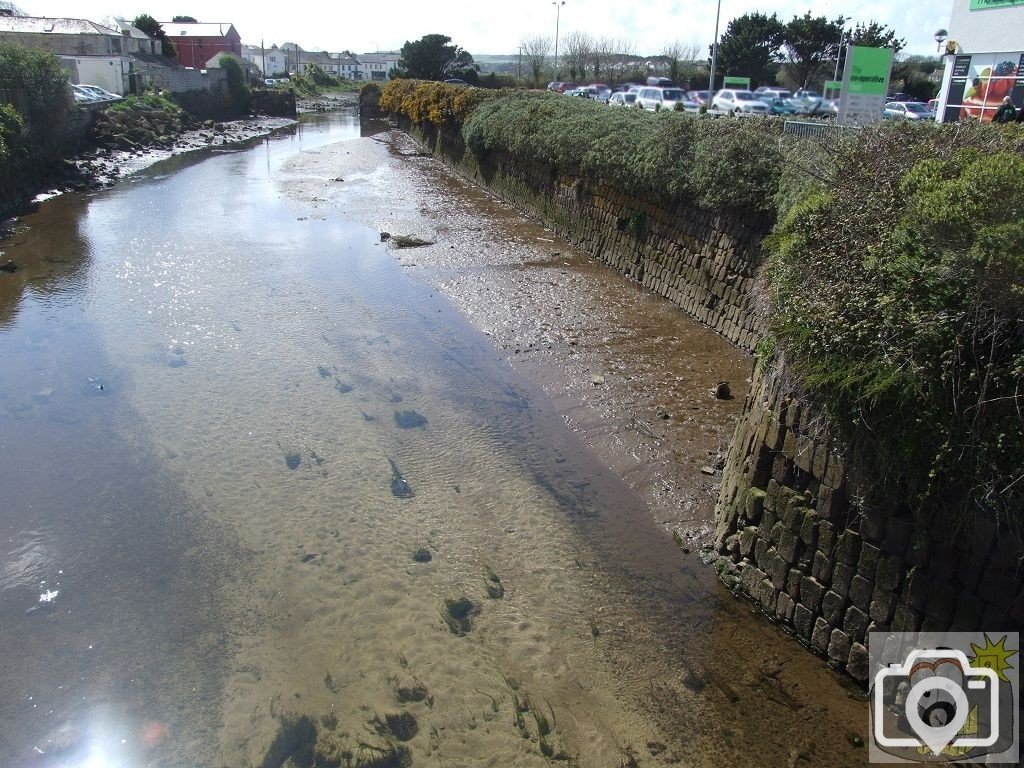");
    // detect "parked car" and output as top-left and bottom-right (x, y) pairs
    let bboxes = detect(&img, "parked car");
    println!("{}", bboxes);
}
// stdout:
(547, 81), (563, 91)
(793, 89), (822, 102)
(754, 86), (792, 100)
(646, 76), (675, 88)
(589, 83), (612, 102)
(74, 84), (122, 102)
(883, 101), (934, 120)
(687, 90), (713, 106)
(926, 98), (939, 113)
(711, 89), (770, 115)
(555, 82), (578, 93)
(886, 92), (910, 102)
(636, 86), (700, 112)
(71, 84), (101, 103)
(563, 87), (586, 97)
(767, 97), (798, 116)
(607, 92), (638, 107)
